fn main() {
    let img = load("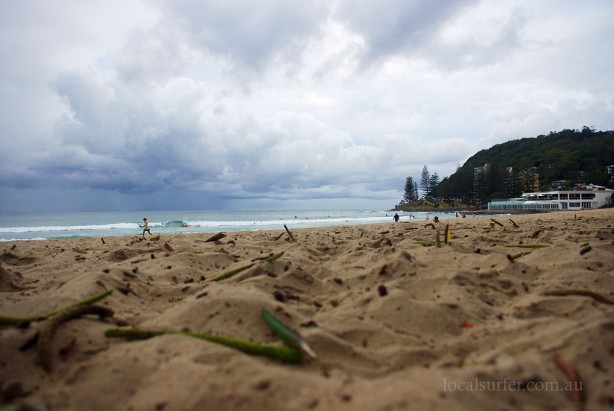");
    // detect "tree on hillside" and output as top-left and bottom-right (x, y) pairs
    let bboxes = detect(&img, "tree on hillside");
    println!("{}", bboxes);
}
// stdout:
(403, 177), (419, 203)
(420, 165), (430, 198)
(429, 172), (440, 198)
